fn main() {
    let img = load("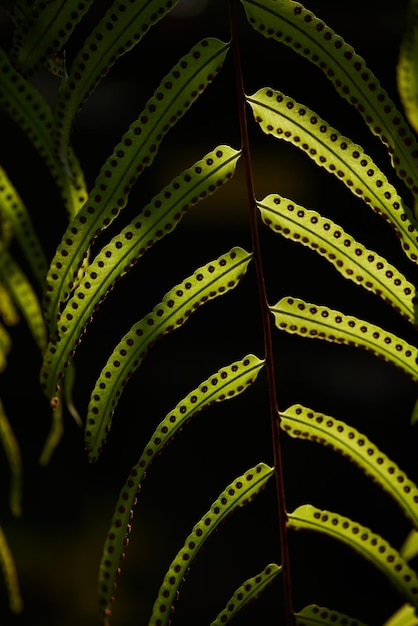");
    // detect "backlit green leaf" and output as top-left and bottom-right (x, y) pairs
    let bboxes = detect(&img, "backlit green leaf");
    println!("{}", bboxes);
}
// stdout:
(271, 297), (418, 382)
(280, 404), (418, 528)
(258, 194), (417, 325)
(148, 463), (275, 626)
(295, 604), (367, 626)
(82, 246), (252, 459)
(241, 0), (418, 197)
(384, 603), (418, 626)
(210, 563), (282, 626)
(98, 354), (265, 615)
(43, 145), (240, 397)
(43, 37), (230, 333)
(247, 88), (418, 264)
(288, 505), (418, 611)
(401, 529), (418, 562)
